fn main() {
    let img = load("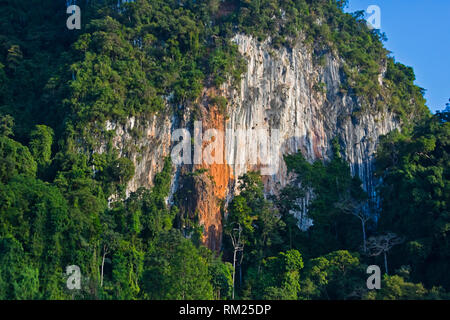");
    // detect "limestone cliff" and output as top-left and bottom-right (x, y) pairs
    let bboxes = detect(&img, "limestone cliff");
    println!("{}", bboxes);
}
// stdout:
(105, 34), (399, 249)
